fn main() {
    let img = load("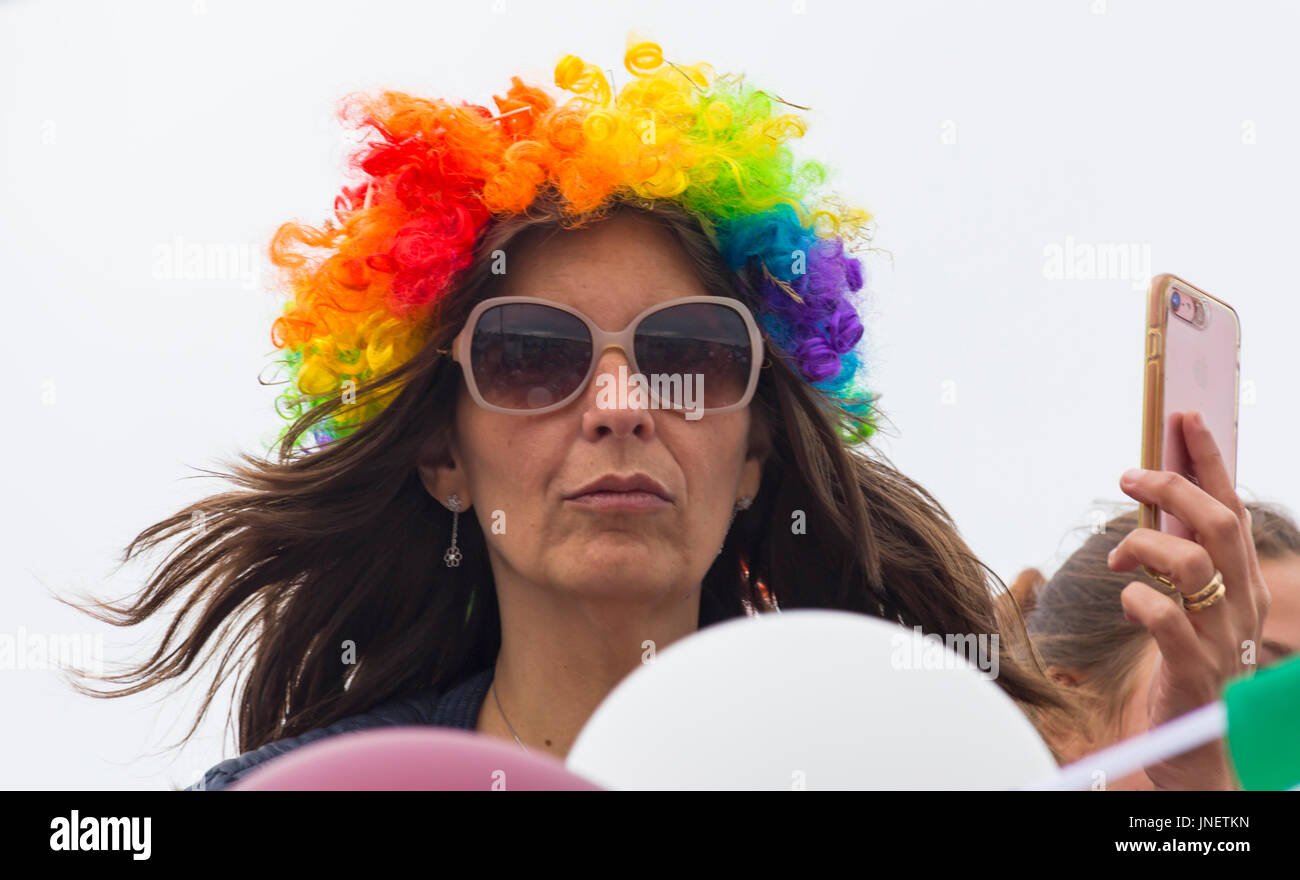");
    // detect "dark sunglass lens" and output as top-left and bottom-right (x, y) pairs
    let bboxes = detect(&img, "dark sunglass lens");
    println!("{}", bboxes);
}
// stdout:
(634, 303), (753, 409)
(469, 304), (592, 410)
